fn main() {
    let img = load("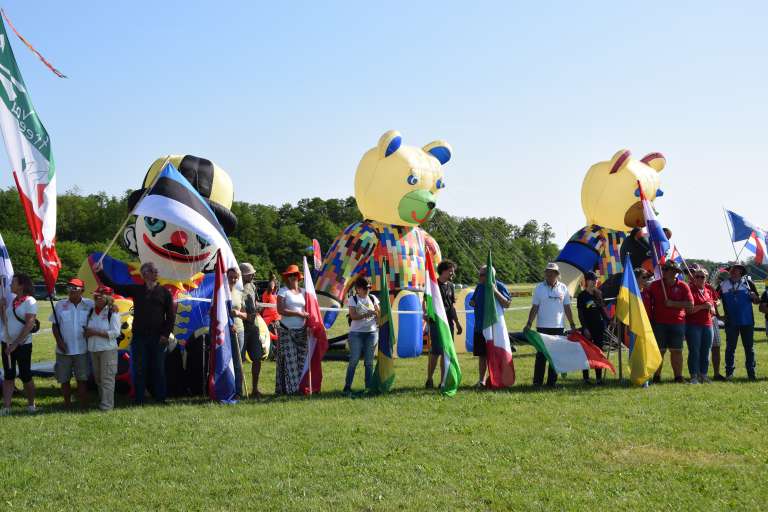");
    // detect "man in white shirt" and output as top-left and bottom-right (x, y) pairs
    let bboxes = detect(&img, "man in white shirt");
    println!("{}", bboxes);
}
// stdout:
(50, 278), (93, 408)
(524, 262), (576, 387)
